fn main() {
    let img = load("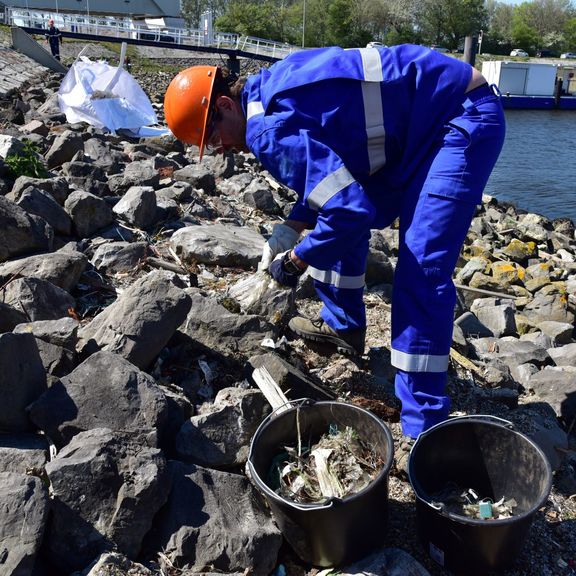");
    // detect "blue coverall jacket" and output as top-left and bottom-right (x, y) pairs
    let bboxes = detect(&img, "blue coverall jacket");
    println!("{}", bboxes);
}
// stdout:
(242, 44), (505, 436)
